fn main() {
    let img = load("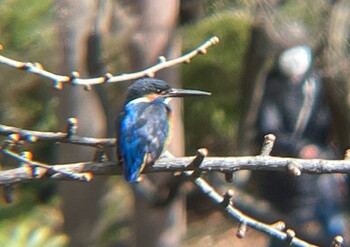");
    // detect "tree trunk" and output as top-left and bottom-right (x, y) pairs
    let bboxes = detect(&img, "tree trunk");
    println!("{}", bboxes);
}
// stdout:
(56, 1), (107, 246)
(128, 1), (186, 246)
(323, 0), (350, 152)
